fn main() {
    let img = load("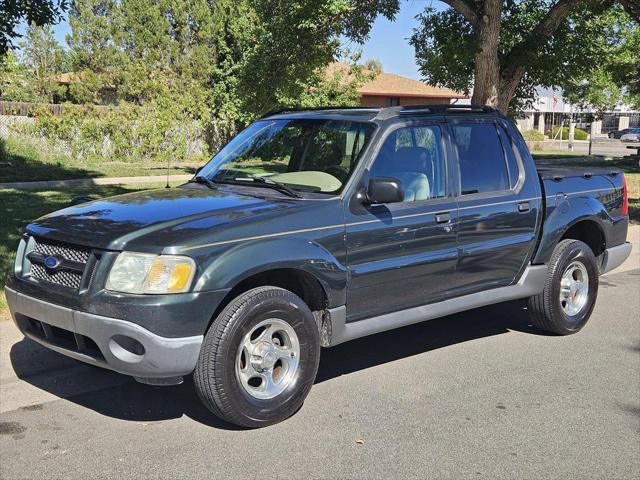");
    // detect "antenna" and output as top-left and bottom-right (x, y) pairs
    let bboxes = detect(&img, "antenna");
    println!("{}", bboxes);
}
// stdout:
(165, 154), (171, 189)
